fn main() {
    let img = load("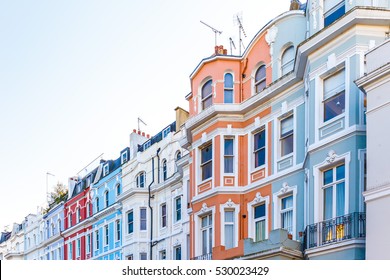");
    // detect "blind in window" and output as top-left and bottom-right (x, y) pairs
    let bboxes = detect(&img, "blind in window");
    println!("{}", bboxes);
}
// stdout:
(324, 69), (345, 100)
